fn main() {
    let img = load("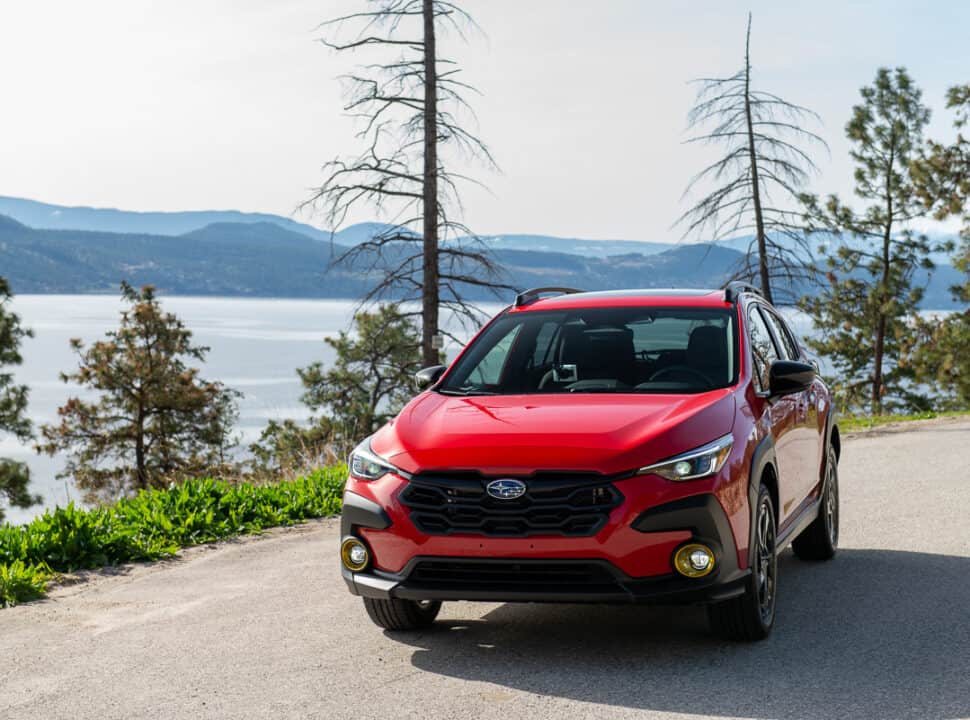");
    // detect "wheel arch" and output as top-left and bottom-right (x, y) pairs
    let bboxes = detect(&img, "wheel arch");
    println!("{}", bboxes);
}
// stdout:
(830, 423), (841, 462)
(824, 401), (841, 462)
(746, 433), (778, 569)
